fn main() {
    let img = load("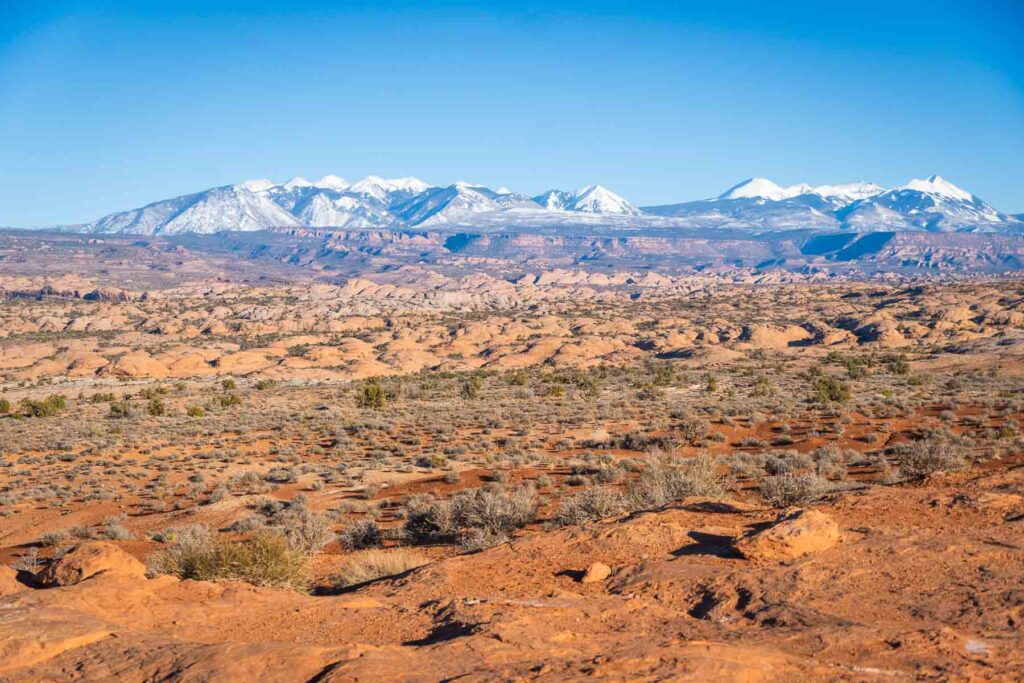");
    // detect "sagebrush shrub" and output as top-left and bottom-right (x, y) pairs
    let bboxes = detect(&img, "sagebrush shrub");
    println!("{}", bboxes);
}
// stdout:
(760, 473), (829, 507)
(554, 487), (625, 526)
(339, 519), (382, 550)
(896, 437), (966, 479)
(626, 453), (731, 511)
